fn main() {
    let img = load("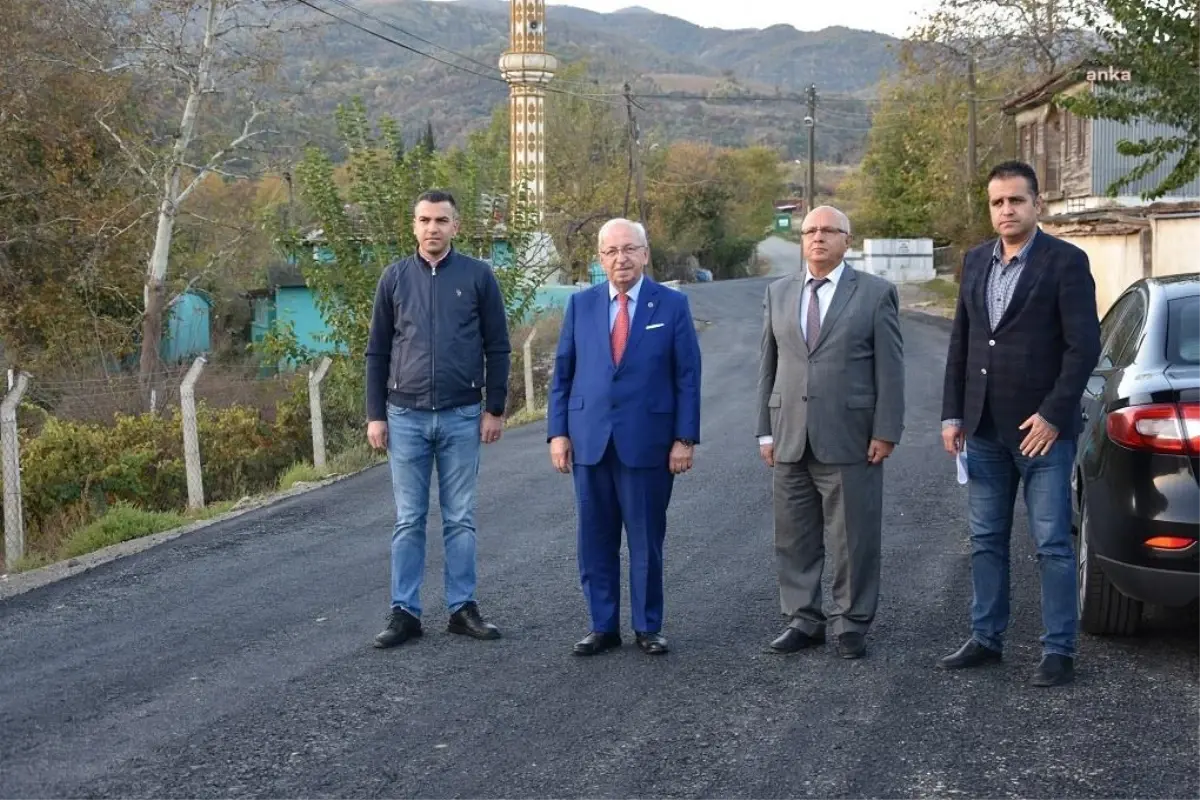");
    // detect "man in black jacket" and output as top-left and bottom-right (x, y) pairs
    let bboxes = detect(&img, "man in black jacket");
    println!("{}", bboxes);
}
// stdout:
(938, 161), (1101, 687)
(364, 190), (512, 649)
